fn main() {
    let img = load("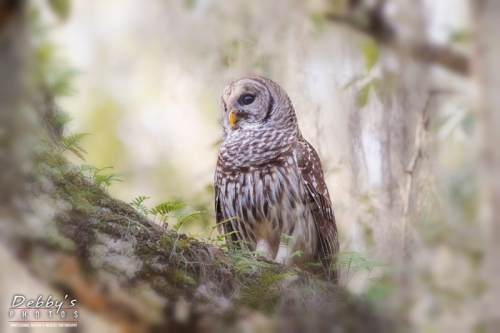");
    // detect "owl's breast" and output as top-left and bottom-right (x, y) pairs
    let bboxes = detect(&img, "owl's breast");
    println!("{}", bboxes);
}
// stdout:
(219, 128), (295, 171)
(215, 148), (316, 254)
